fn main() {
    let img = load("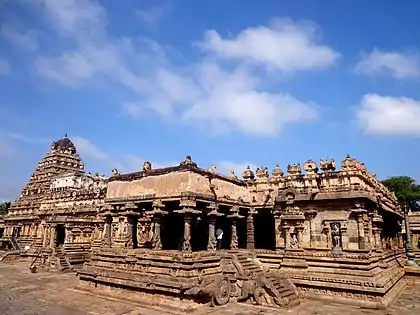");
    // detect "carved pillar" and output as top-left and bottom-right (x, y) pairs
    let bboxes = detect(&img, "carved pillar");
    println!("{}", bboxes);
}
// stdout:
(404, 203), (417, 266)
(246, 208), (256, 250)
(306, 210), (317, 248)
(227, 206), (243, 250)
(42, 225), (49, 247)
(49, 225), (57, 248)
(148, 199), (168, 250)
(372, 211), (383, 252)
(175, 199), (201, 252)
(283, 224), (291, 249)
(182, 216), (193, 252)
(357, 213), (366, 250)
(65, 227), (72, 244)
(102, 215), (112, 247)
(274, 212), (283, 250)
(296, 225), (304, 249)
(207, 203), (222, 251)
(152, 216), (163, 250)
